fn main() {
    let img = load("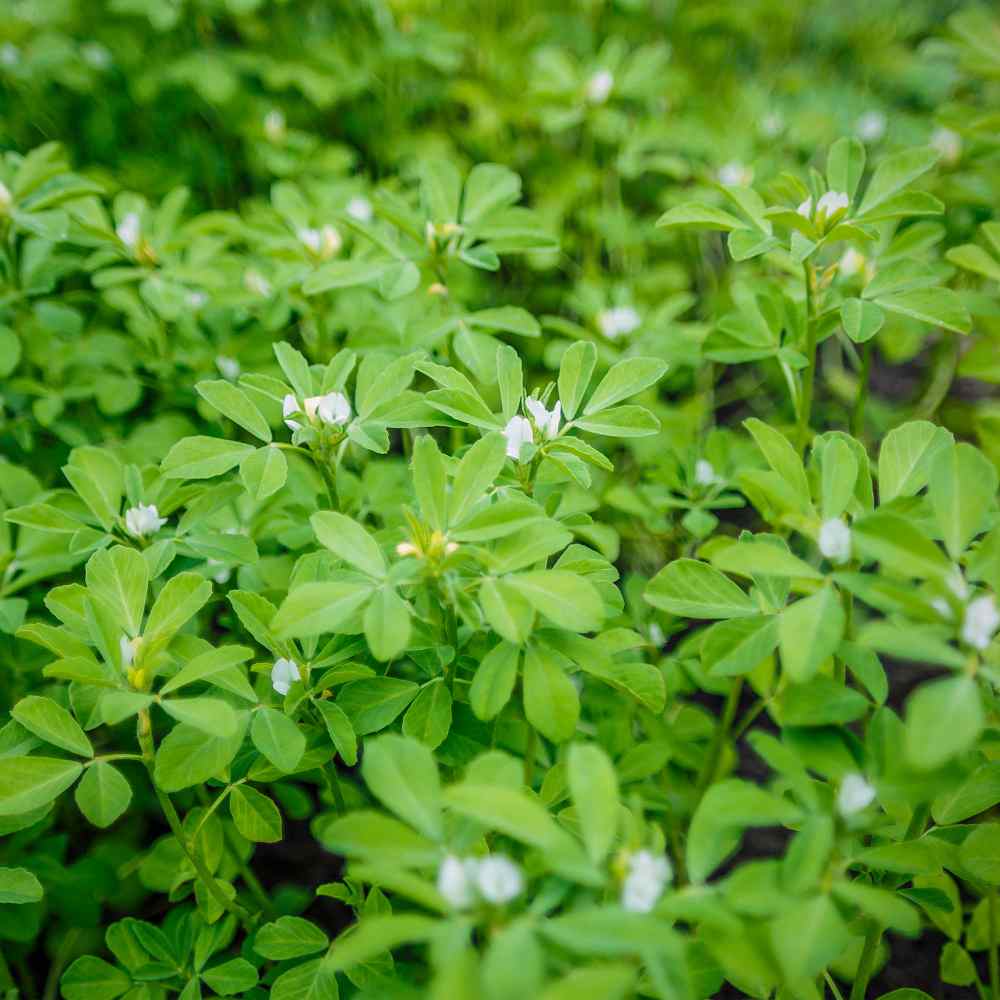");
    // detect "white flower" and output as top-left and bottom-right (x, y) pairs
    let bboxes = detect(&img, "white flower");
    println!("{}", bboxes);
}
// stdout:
(837, 773), (876, 817)
(648, 623), (665, 647)
(304, 391), (351, 426)
(282, 393), (301, 431)
(437, 855), (477, 910)
(948, 568), (970, 601)
(0, 181), (10, 214)
(116, 212), (141, 249)
(346, 196), (373, 223)
(216, 355), (240, 380)
(839, 248), (865, 278)
(717, 162), (753, 187)
(264, 109), (286, 143)
(244, 269), (273, 298)
(760, 112), (784, 138)
(817, 190), (849, 216)
(270, 657), (301, 696)
(124, 503), (166, 538)
(931, 127), (962, 165)
(298, 224), (342, 259)
(119, 634), (141, 668)
(597, 305), (641, 340)
(81, 42), (111, 70)
(396, 541), (418, 557)
(621, 850), (672, 913)
(0, 43), (20, 68)
(796, 197), (813, 219)
(694, 459), (717, 486)
(206, 559), (231, 585)
(187, 290), (208, 310)
(503, 415), (534, 460)
(818, 518), (851, 564)
(962, 595), (1000, 651)
(586, 69), (614, 104)
(856, 110), (886, 143)
(475, 855), (523, 904)
(525, 397), (561, 440)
